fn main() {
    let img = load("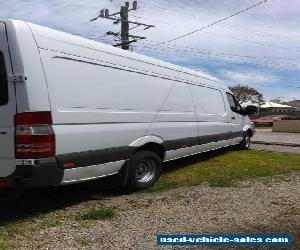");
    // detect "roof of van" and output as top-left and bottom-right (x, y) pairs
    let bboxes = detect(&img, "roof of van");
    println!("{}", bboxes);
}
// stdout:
(6, 19), (229, 91)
